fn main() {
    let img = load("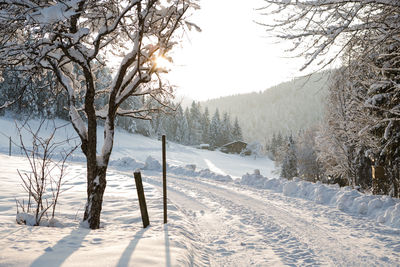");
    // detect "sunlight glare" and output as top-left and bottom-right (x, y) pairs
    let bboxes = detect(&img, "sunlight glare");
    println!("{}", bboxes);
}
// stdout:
(154, 55), (171, 70)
